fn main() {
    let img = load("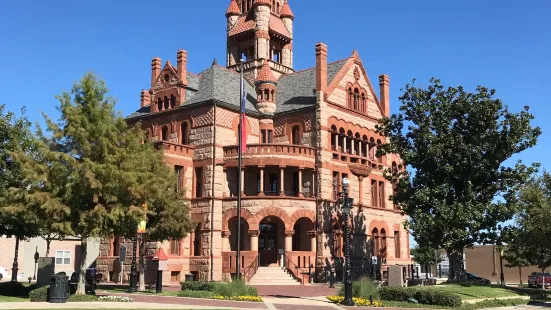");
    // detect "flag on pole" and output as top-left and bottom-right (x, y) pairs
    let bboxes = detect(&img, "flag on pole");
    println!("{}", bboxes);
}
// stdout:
(240, 75), (247, 152)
